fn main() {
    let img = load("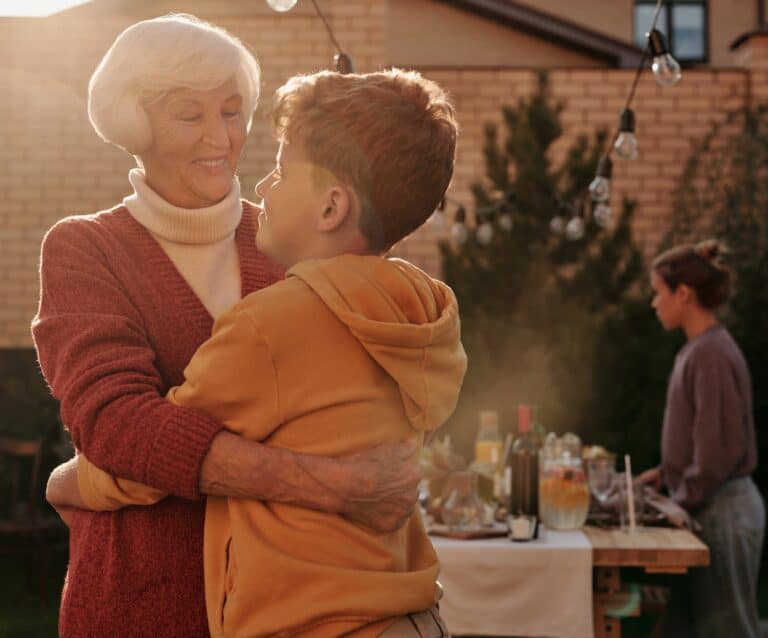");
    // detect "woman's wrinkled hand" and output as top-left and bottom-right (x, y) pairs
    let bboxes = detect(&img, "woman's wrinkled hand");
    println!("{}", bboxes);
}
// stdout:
(334, 439), (420, 532)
